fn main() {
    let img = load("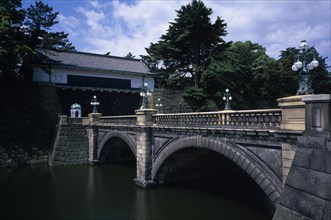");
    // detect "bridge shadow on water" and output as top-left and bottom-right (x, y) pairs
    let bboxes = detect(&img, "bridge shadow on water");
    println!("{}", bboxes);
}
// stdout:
(104, 158), (274, 218)
(154, 148), (275, 219)
(92, 135), (275, 219)
(166, 169), (275, 219)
